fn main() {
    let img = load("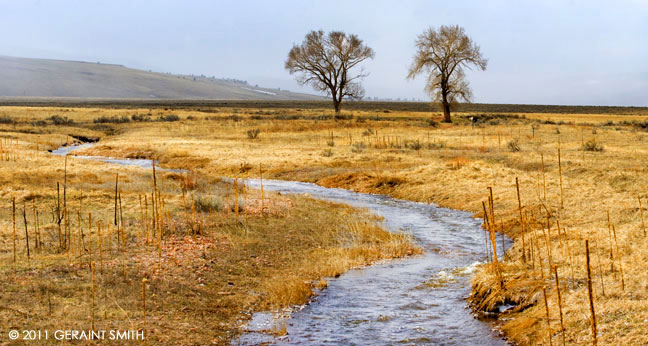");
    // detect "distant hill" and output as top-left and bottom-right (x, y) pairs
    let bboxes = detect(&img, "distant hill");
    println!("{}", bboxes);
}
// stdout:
(0, 55), (322, 100)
